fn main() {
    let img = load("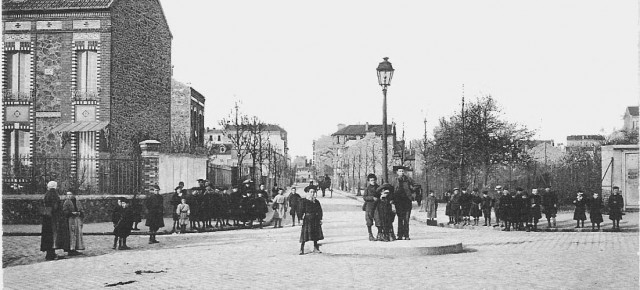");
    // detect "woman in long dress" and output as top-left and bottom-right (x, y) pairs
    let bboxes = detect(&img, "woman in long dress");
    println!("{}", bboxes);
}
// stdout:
(425, 191), (438, 221)
(300, 185), (323, 255)
(62, 190), (84, 256)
